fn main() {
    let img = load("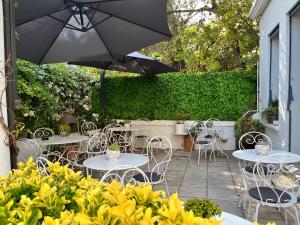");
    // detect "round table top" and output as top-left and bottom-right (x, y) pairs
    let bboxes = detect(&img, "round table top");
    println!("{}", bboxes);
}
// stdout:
(233, 149), (300, 164)
(35, 134), (88, 146)
(83, 153), (149, 171)
(216, 212), (252, 225)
